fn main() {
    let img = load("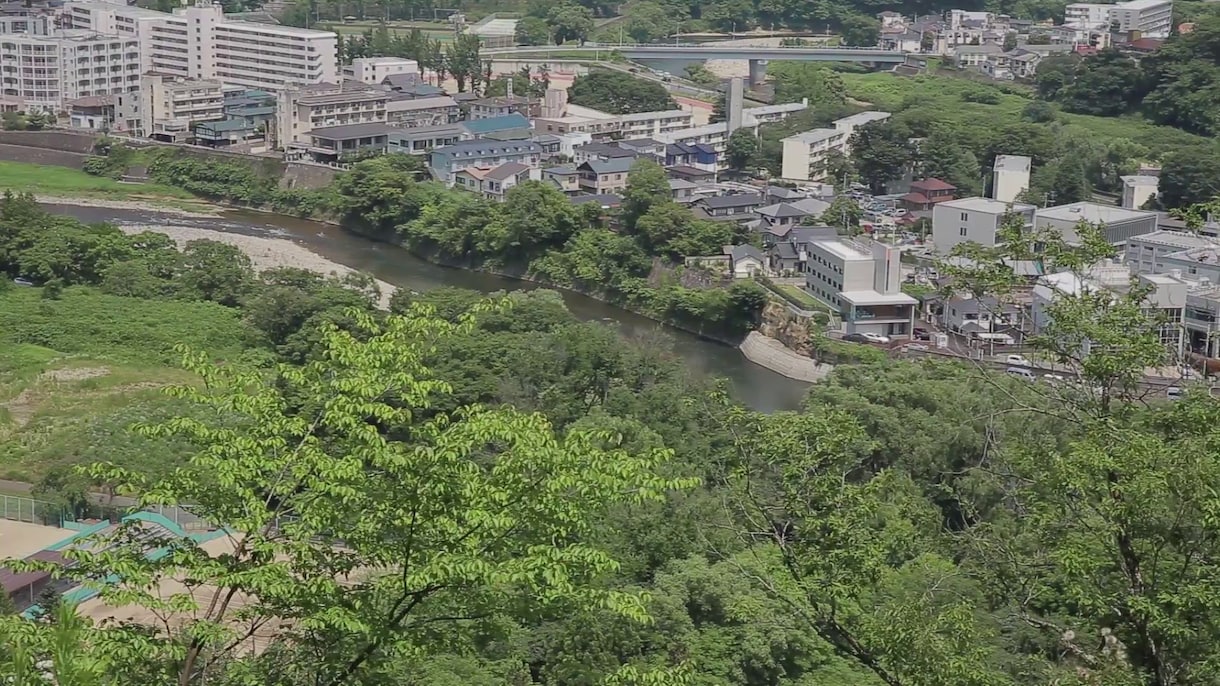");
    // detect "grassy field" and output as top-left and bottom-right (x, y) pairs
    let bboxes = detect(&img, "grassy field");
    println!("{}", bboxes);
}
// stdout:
(838, 71), (1209, 155)
(0, 287), (259, 482)
(774, 283), (825, 309)
(0, 161), (197, 202)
